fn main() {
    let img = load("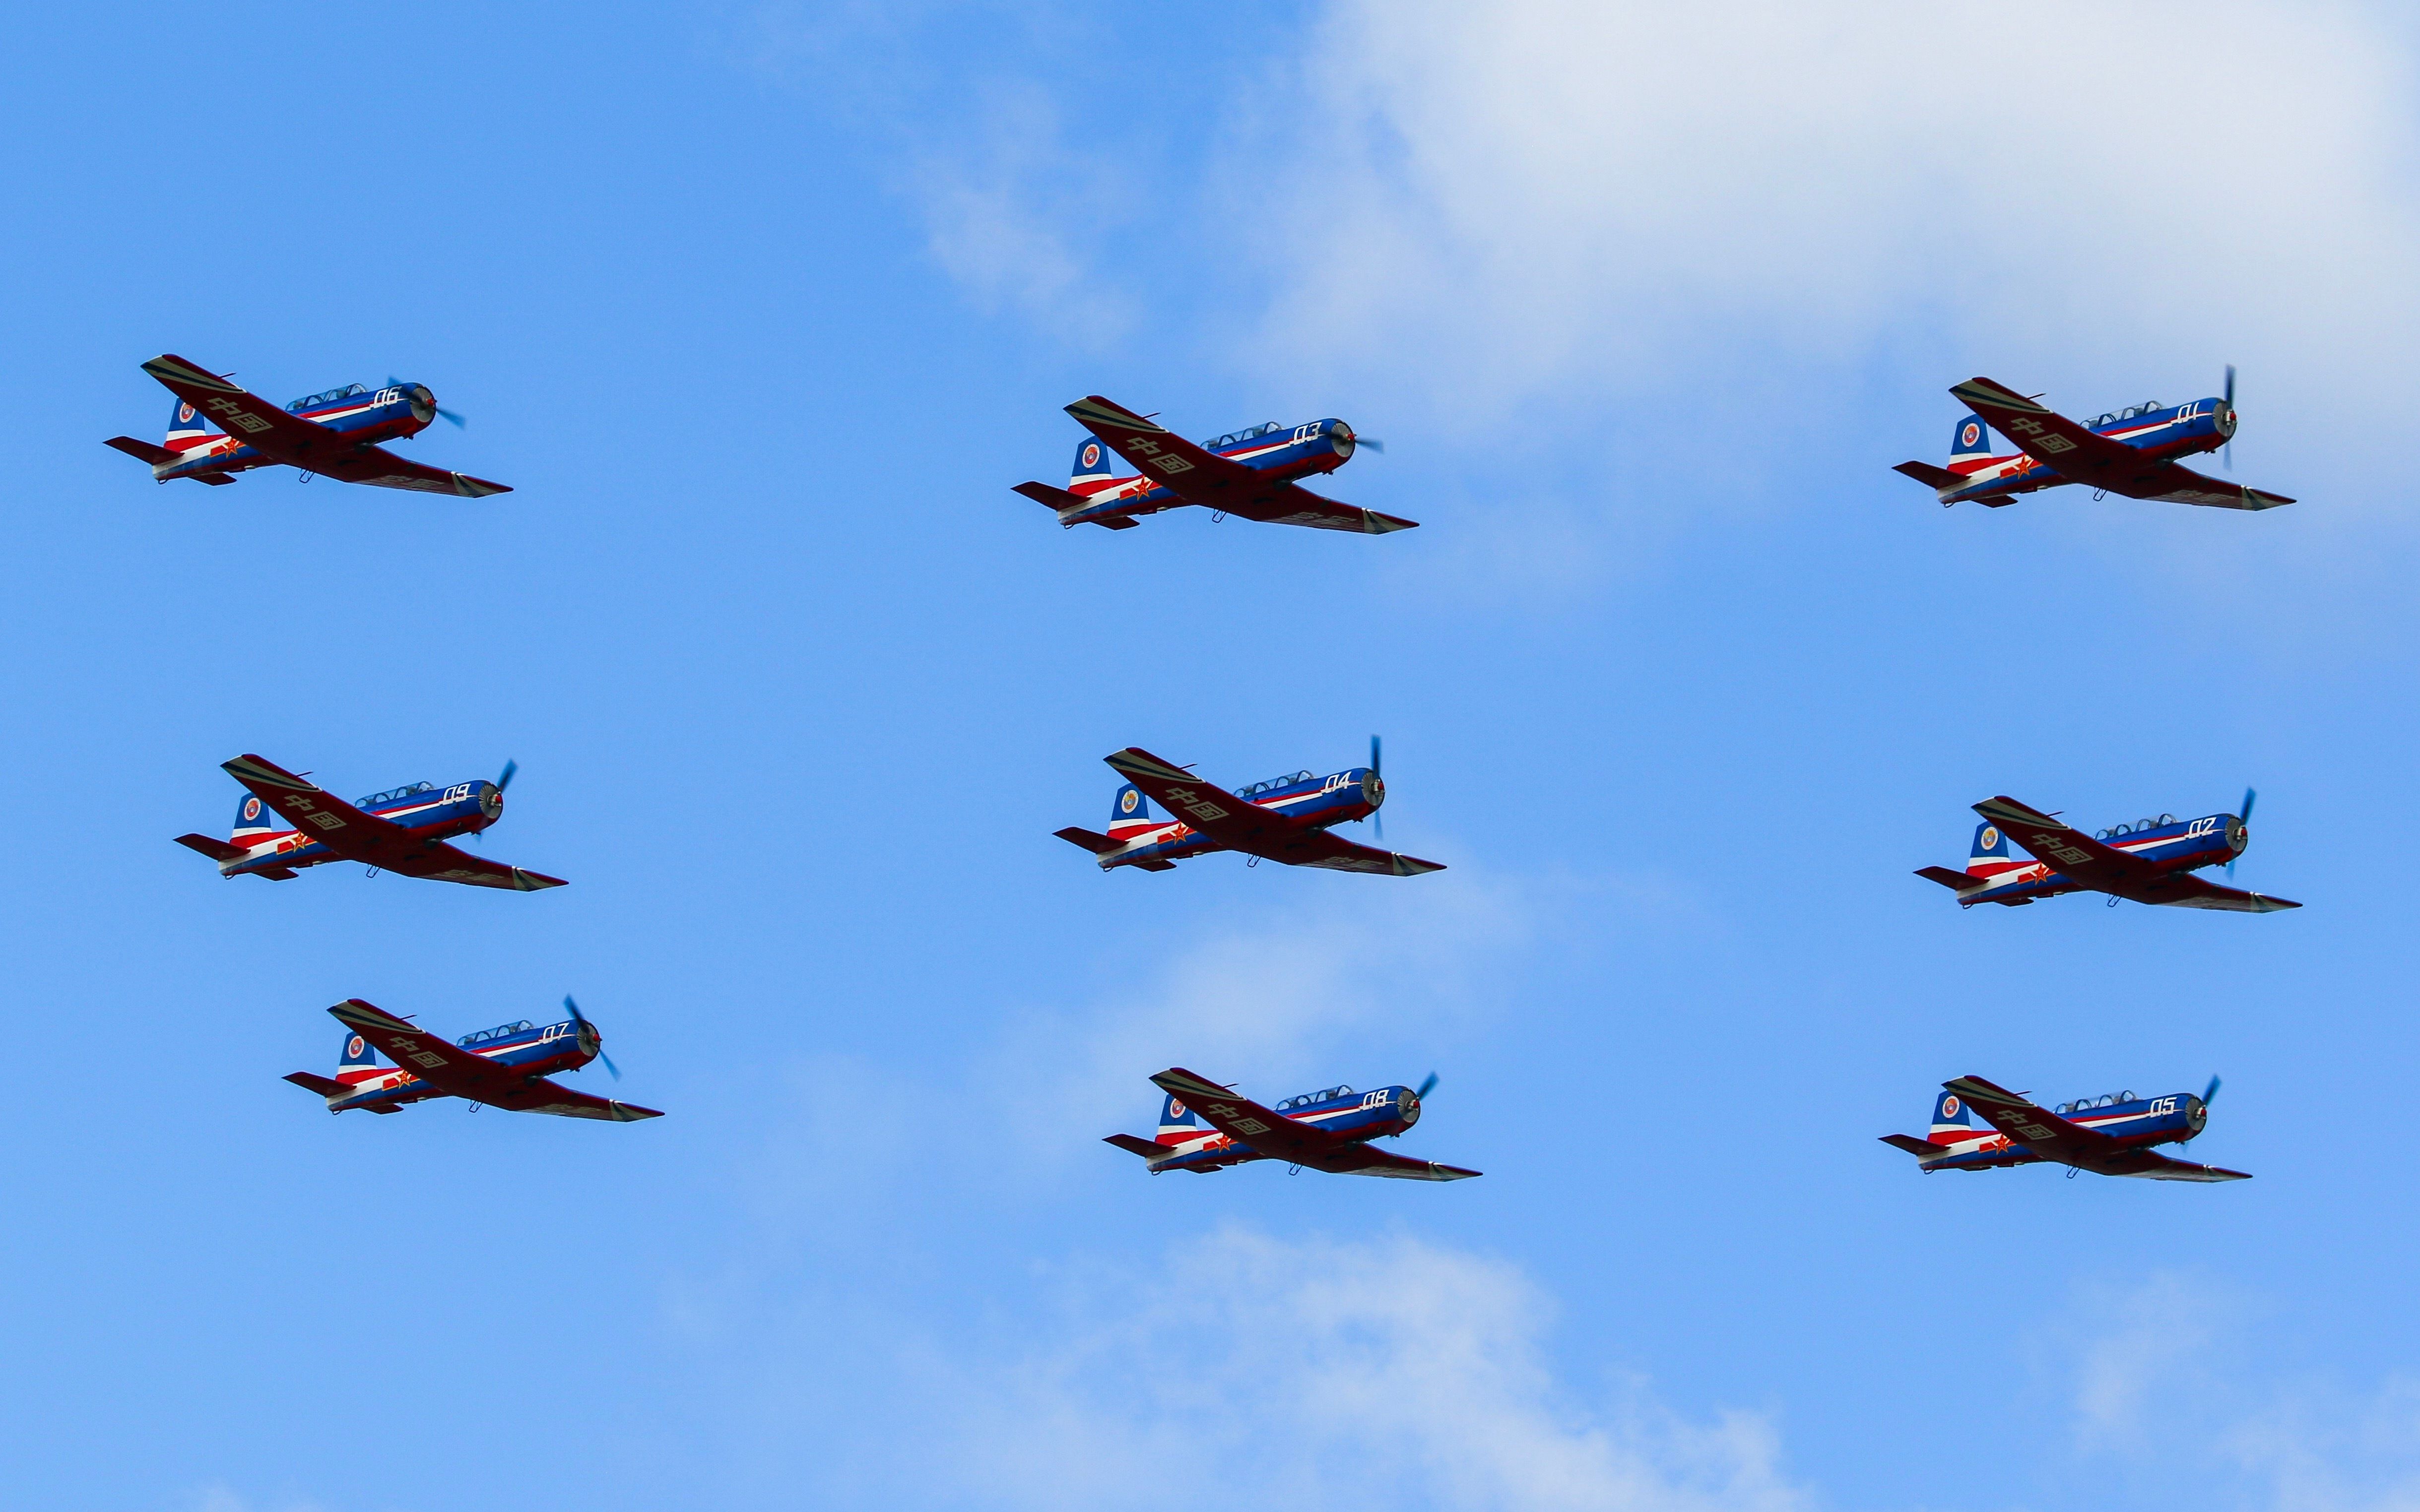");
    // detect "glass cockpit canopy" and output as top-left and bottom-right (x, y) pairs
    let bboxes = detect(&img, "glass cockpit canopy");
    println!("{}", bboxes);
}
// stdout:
(1204, 421), (1284, 451)
(2053, 1090), (2139, 1114)
(2094, 814), (2177, 839)
(458, 1019), (535, 1046)
(287, 382), (371, 413)
(2088, 401), (2165, 428)
(356, 780), (436, 808)
(1233, 769), (1318, 799)
(1274, 1084), (1355, 1111)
